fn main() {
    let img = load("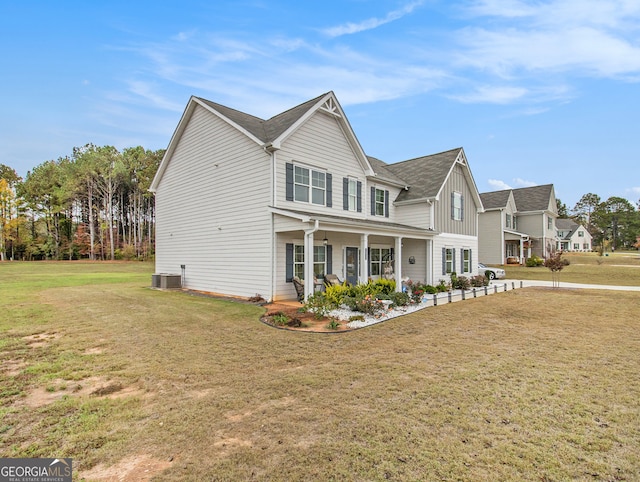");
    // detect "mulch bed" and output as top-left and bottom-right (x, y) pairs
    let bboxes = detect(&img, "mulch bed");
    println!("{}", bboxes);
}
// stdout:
(261, 302), (354, 333)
